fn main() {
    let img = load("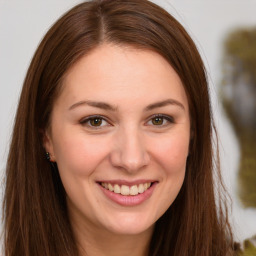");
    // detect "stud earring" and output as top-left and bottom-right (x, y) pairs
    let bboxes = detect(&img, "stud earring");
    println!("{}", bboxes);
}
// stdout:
(46, 152), (51, 161)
